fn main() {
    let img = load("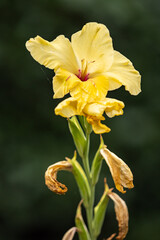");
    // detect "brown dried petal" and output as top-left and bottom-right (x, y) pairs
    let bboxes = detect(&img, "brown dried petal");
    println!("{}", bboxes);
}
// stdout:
(62, 227), (77, 240)
(100, 147), (134, 193)
(108, 191), (129, 240)
(45, 161), (72, 194)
